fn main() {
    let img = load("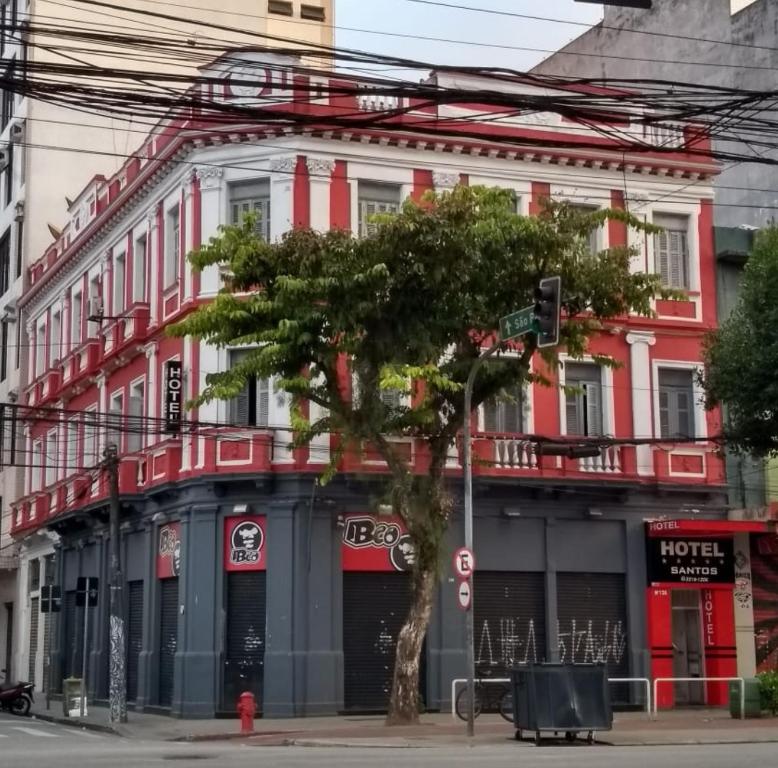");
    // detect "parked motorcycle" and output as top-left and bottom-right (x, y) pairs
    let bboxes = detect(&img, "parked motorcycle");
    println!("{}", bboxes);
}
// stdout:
(0, 675), (33, 716)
